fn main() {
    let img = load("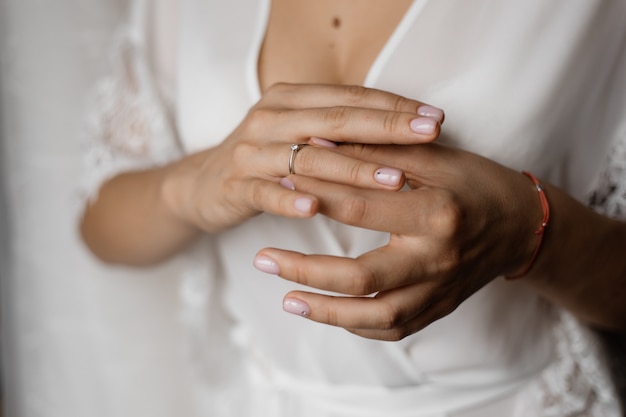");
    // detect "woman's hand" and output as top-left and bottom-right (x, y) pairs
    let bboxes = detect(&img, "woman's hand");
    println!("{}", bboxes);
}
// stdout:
(81, 83), (443, 265)
(162, 83), (444, 233)
(254, 143), (544, 340)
